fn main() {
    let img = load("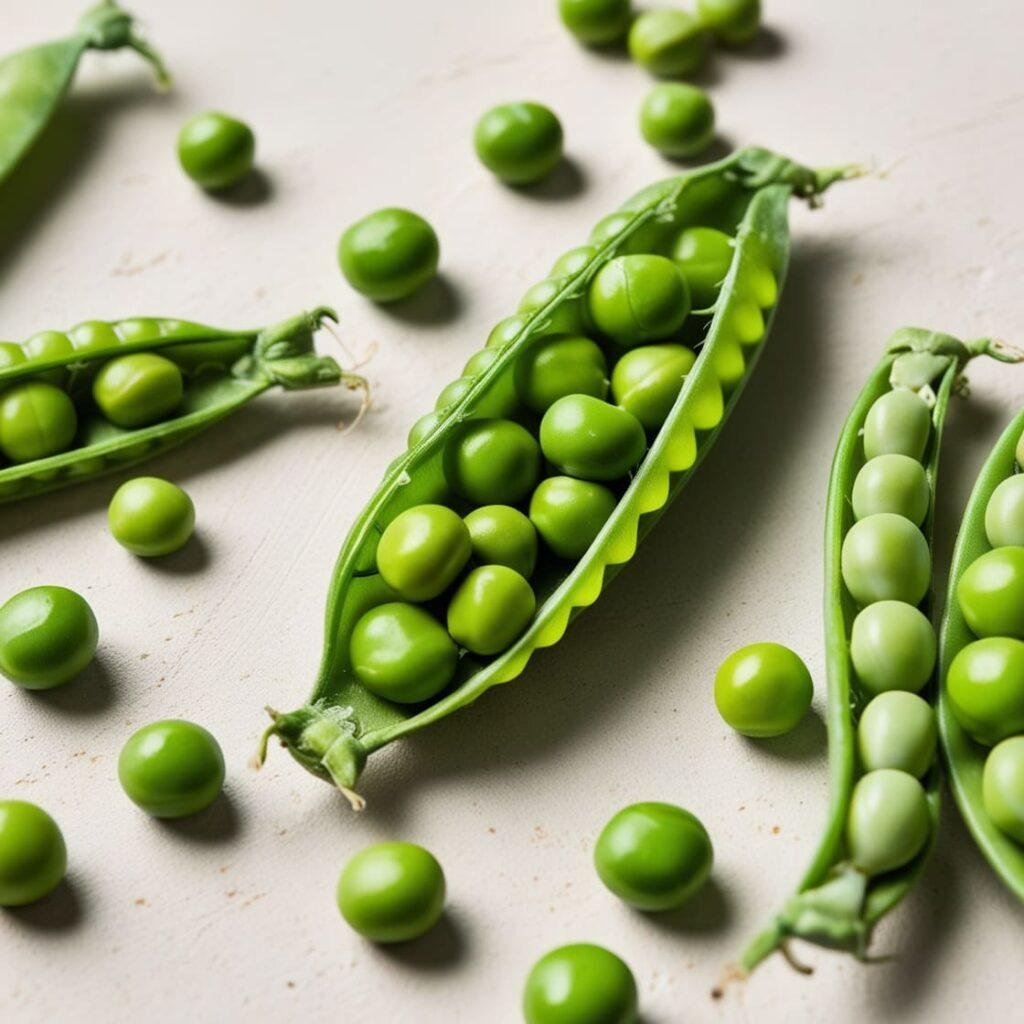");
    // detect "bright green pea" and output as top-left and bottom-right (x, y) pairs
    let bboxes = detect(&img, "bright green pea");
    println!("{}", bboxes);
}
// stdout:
(639, 83), (714, 158)
(463, 348), (501, 377)
(610, 343), (695, 430)
(514, 334), (609, 414)
(0, 382), (77, 463)
(22, 330), (72, 384)
(737, 260), (778, 309)
(118, 719), (225, 818)
(337, 842), (445, 943)
(1017, 429), (1024, 472)
(530, 476), (616, 560)
(985, 475), (1024, 548)
(350, 602), (456, 703)
(523, 943), (638, 1024)
(670, 226), (733, 309)
(92, 353), (184, 429)
(957, 546), (1024, 639)
(114, 318), (162, 345)
(338, 207), (440, 302)
(68, 320), (118, 356)
(714, 642), (812, 737)
(594, 802), (712, 911)
(982, 736), (1024, 843)
(376, 504), (472, 602)
(486, 314), (531, 350)
(846, 769), (930, 876)
(444, 418), (541, 506)
(946, 637), (1024, 746)
(540, 394), (646, 481)
(0, 801), (66, 907)
(435, 376), (475, 413)
(849, 600), (935, 696)
(862, 389), (931, 462)
(408, 411), (442, 449)
(851, 454), (930, 525)
(464, 505), (537, 578)
(549, 245), (597, 278)
(473, 102), (563, 185)
(446, 565), (535, 656)
(108, 477), (195, 557)
(558, 0), (632, 45)
(177, 111), (255, 190)
(588, 255), (690, 347)
(857, 691), (936, 777)
(696, 0), (761, 45)
(628, 7), (708, 77)
(840, 513), (930, 607)
(0, 341), (26, 370)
